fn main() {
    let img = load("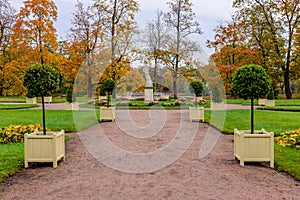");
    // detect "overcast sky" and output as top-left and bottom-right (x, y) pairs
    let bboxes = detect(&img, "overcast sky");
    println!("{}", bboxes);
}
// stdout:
(11, 0), (235, 57)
